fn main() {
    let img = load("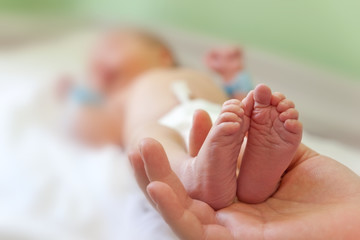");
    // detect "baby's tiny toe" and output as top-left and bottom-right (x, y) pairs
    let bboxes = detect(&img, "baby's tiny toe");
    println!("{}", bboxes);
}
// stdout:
(223, 99), (241, 106)
(284, 119), (303, 134)
(271, 92), (286, 106)
(241, 91), (254, 117)
(221, 104), (244, 118)
(216, 112), (241, 125)
(254, 84), (272, 107)
(279, 108), (299, 122)
(277, 99), (295, 112)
